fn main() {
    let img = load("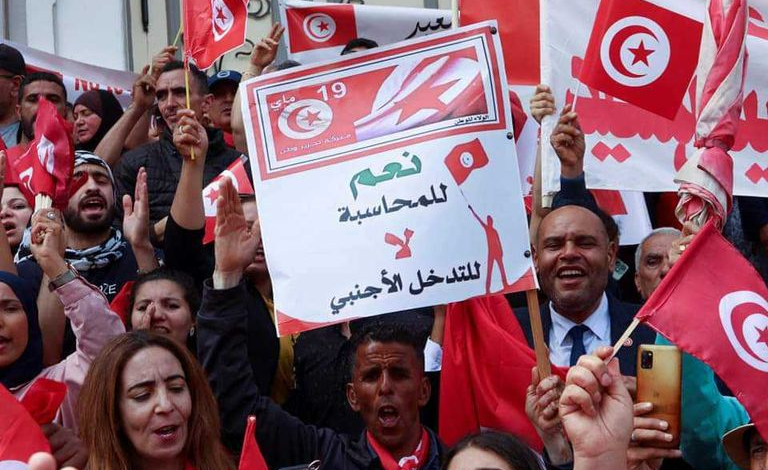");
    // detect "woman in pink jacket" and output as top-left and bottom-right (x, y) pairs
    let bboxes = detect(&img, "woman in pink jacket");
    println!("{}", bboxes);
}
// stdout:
(0, 208), (125, 432)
